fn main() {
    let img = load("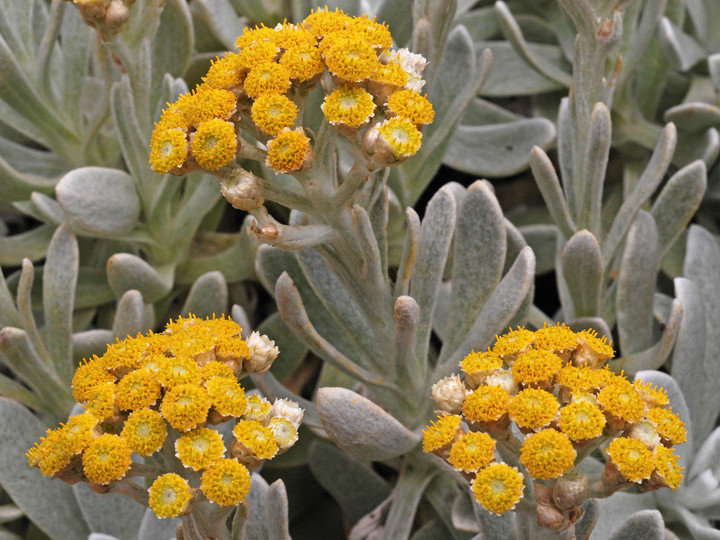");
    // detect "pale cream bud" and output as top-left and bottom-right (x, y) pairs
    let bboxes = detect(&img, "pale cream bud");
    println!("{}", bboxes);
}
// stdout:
(244, 331), (279, 373)
(431, 374), (467, 414)
(626, 419), (661, 450)
(269, 398), (304, 429)
(104, 0), (129, 28)
(485, 368), (519, 395)
(268, 417), (298, 451)
(221, 169), (264, 211)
